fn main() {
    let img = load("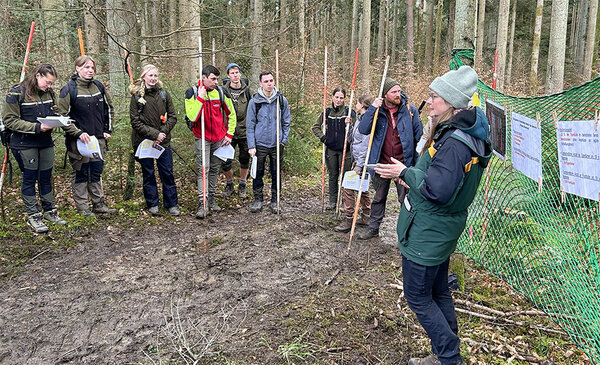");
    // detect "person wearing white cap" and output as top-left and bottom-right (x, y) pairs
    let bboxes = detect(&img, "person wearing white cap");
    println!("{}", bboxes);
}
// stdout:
(375, 65), (492, 365)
